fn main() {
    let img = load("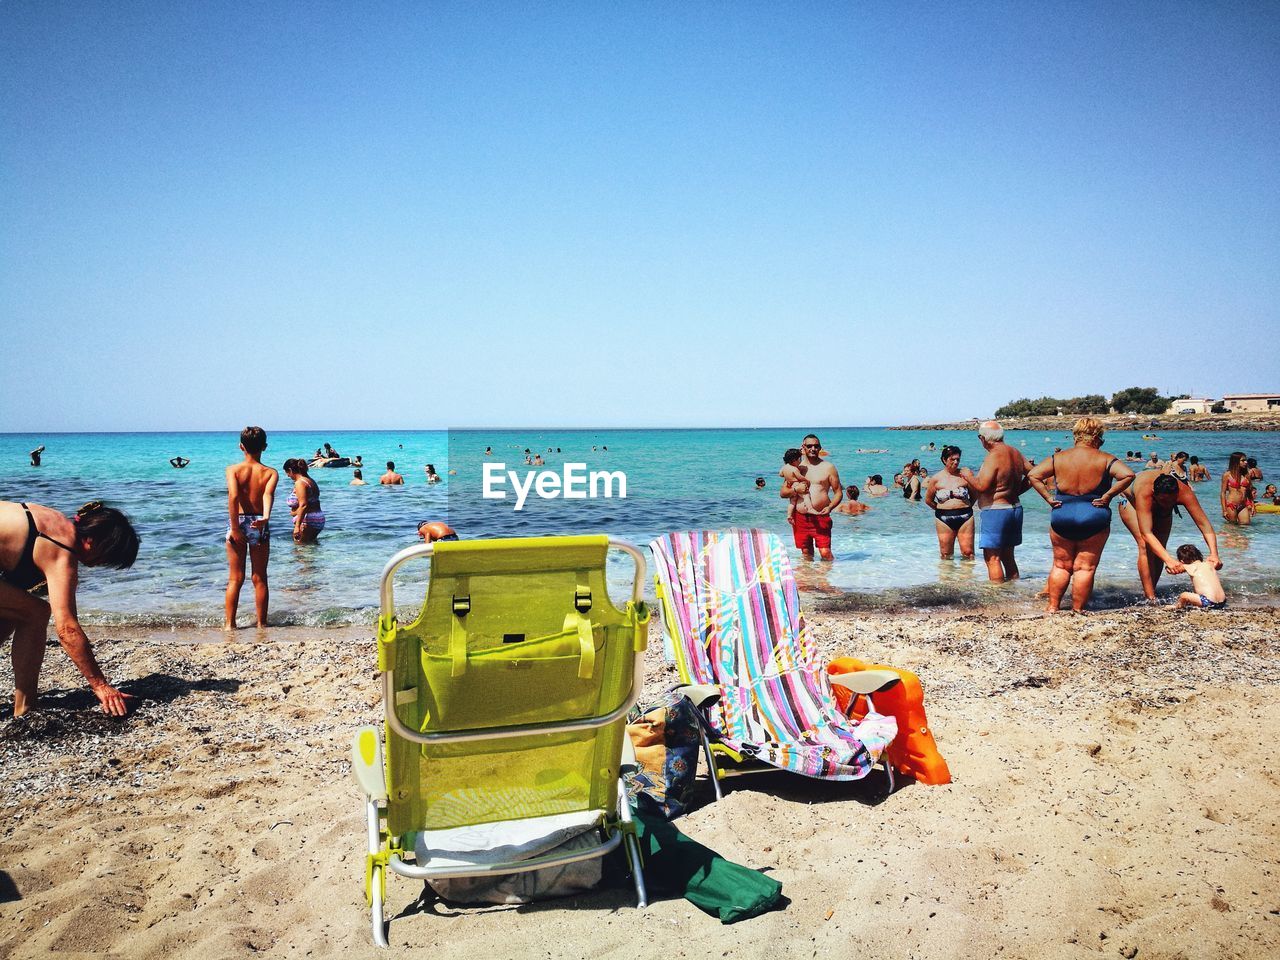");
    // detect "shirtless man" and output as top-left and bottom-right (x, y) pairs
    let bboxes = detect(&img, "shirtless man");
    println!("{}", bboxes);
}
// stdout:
(380, 461), (405, 485)
(1118, 471), (1220, 601)
(1, 499), (140, 716)
(779, 434), (842, 560)
(224, 426), (279, 629)
(962, 420), (1031, 583)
